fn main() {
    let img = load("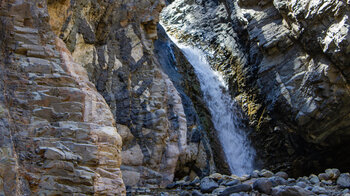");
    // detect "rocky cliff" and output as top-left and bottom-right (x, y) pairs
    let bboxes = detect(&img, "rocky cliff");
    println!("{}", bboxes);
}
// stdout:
(161, 0), (350, 176)
(155, 25), (232, 178)
(1, 0), (226, 192)
(47, 0), (190, 188)
(0, 0), (124, 195)
(1, 0), (350, 194)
